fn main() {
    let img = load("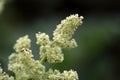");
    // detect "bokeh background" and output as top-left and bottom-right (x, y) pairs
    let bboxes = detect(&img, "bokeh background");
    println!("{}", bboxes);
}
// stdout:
(0, 0), (120, 80)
